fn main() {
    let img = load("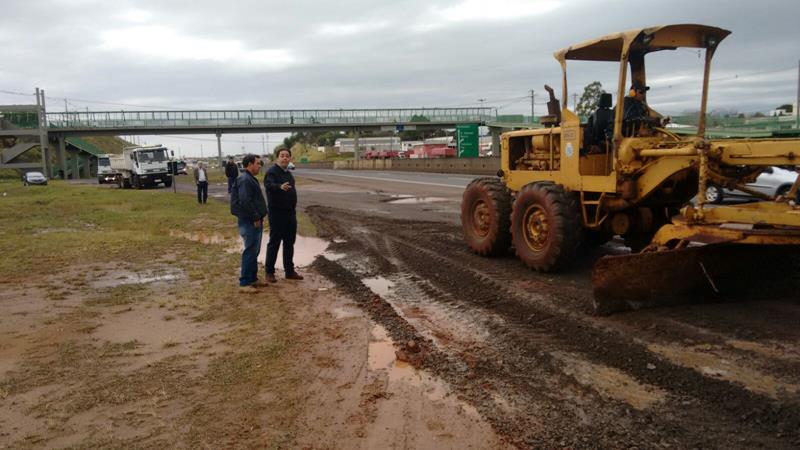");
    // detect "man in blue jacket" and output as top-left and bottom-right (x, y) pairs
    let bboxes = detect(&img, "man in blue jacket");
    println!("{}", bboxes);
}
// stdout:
(230, 154), (268, 293)
(264, 148), (303, 282)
